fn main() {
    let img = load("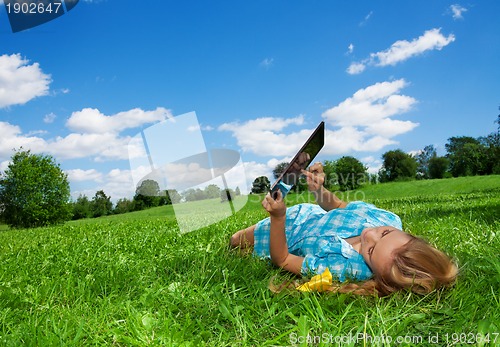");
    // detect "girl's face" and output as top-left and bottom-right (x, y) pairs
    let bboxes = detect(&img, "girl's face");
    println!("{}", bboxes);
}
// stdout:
(360, 226), (412, 276)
